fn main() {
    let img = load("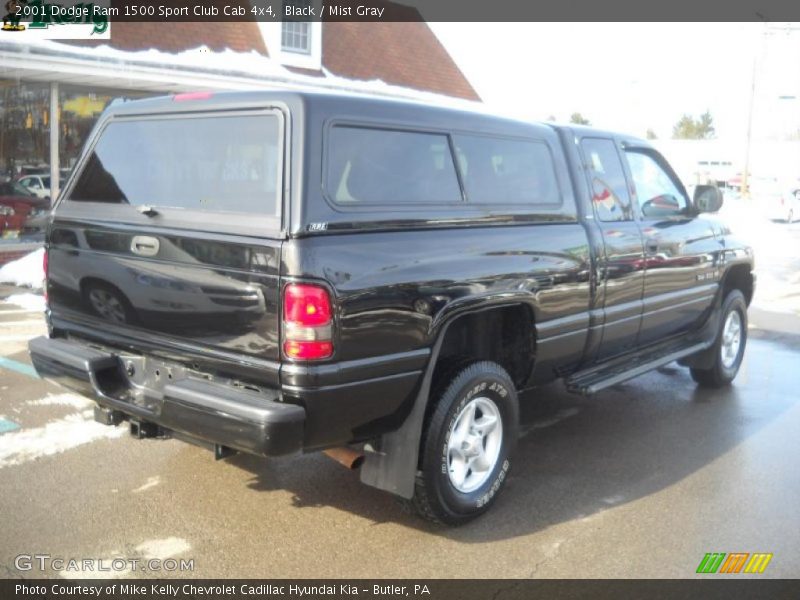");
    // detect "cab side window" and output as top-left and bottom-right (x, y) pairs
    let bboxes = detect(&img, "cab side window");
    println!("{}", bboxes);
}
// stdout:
(326, 126), (462, 205)
(452, 134), (561, 206)
(580, 138), (632, 222)
(625, 151), (688, 218)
